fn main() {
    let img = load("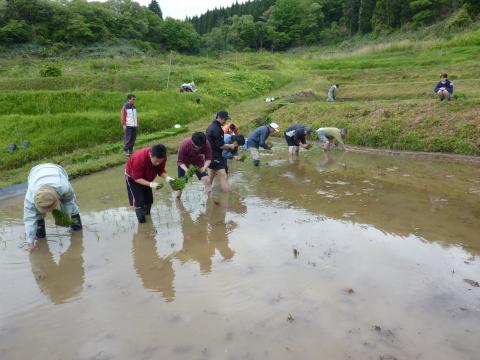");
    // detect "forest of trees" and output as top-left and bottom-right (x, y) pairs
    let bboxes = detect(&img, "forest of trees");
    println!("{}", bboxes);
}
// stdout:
(0, 0), (200, 52)
(0, 0), (479, 54)
(200, 0), (480, 51)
